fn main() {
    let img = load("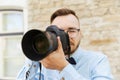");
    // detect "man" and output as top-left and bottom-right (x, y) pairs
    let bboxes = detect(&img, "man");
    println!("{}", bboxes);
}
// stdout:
(17, 8), (113, 80)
